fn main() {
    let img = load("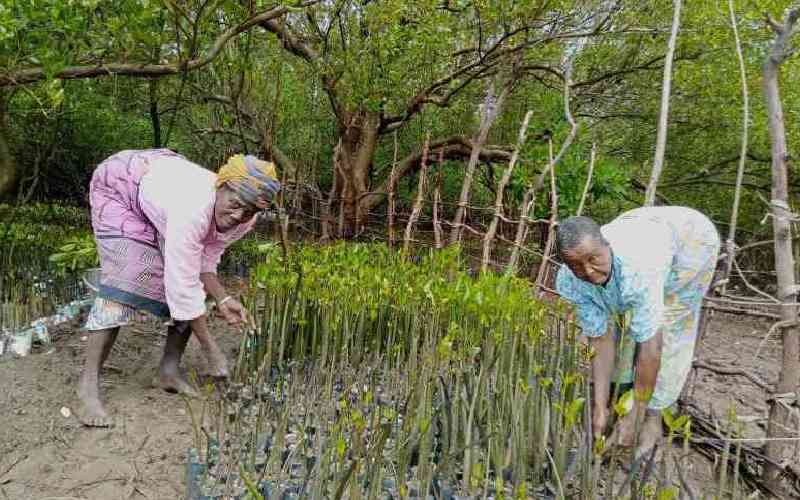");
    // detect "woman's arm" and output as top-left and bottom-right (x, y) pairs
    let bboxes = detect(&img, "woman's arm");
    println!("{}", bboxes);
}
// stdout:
(634, 330), (663, 406)
(200, 272), (247, 325)
(590, 331), (616, 435)
(200, 272), (227, 303)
